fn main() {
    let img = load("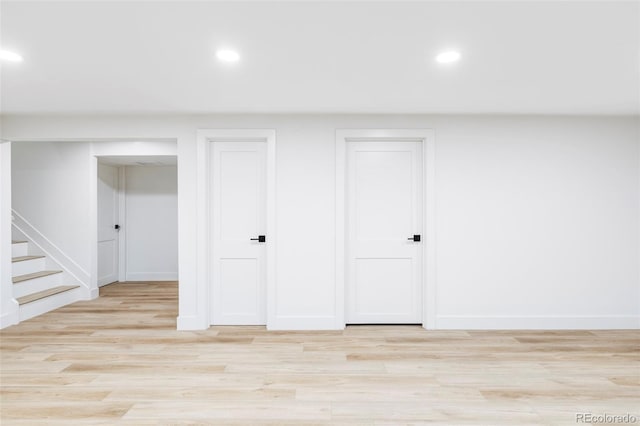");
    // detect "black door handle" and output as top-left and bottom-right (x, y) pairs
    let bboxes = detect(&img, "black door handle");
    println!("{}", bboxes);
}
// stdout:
(114, 224), (120, 230)
(250, 235), (266, 243)
(407, 234), (420, 242)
